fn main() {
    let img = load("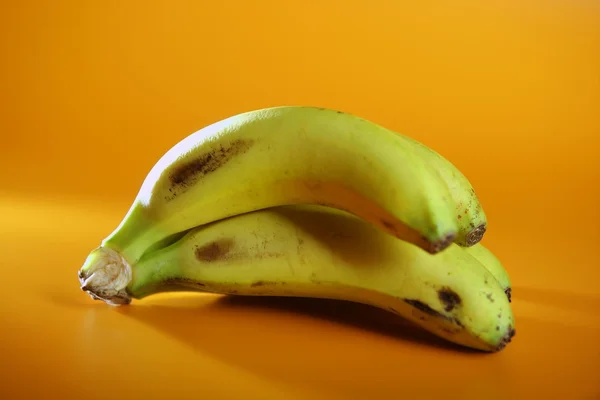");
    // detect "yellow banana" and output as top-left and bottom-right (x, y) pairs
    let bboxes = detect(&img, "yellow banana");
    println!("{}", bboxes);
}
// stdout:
(79, 205), (515, 352)
(464, 243), (512, 302)
(399, 136), (487, 246)
(80, 106), (465, 292)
